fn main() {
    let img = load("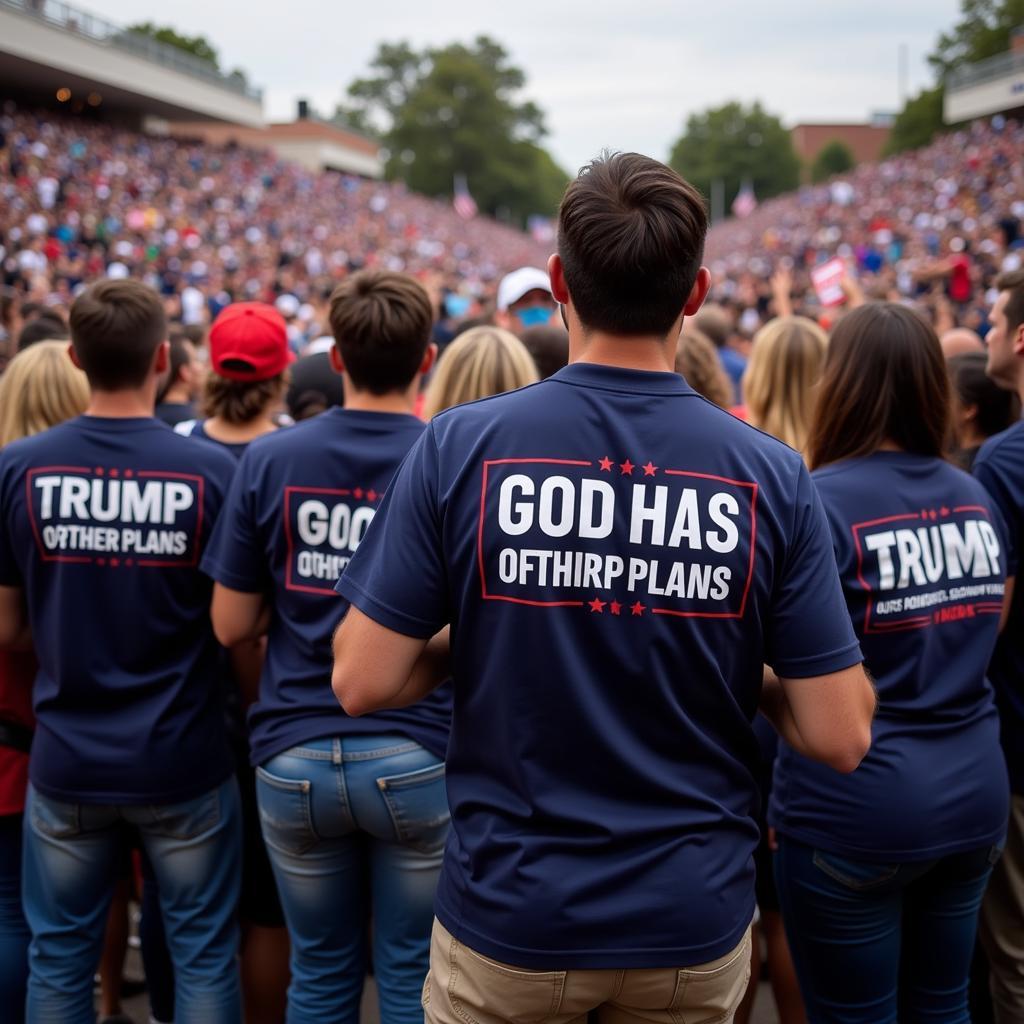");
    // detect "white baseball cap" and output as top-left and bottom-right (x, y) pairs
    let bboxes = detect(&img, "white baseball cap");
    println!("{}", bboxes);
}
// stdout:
(496, 267), (552, 312)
